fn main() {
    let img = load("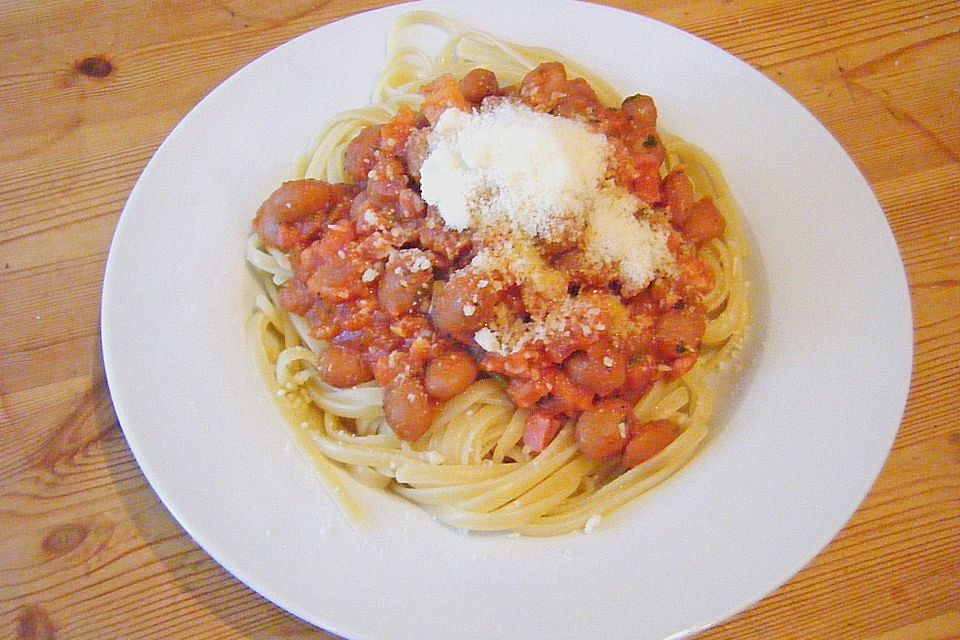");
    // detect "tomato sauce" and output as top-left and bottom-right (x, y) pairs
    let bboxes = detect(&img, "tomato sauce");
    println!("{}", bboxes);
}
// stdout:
(253, 62), (725, 465)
